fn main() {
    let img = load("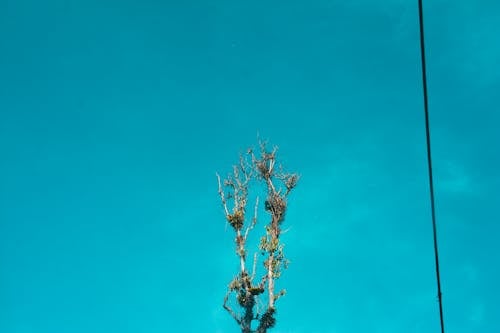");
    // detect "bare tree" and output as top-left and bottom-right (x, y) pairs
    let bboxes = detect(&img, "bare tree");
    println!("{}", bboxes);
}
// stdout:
(217, 140), (299, 333)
